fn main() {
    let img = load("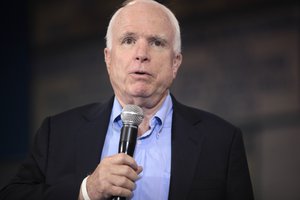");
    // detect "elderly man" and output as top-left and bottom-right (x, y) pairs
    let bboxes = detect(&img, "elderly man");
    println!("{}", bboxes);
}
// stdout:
(0, 0), (254, 200)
